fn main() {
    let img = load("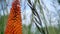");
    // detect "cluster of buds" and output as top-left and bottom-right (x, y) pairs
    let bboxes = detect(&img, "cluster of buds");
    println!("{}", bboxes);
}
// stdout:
(5, 0), (22, 34)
